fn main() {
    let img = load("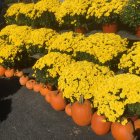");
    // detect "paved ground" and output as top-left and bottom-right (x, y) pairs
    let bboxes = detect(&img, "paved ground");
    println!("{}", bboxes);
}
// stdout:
(0, 77), (114, 140)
